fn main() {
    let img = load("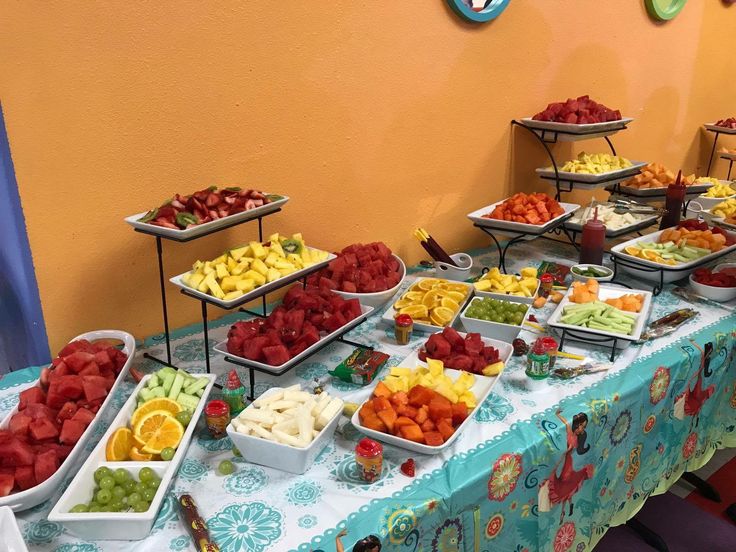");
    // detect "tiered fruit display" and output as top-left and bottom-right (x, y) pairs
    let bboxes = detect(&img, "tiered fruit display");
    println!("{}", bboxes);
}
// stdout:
(231, 385), (343, 447)
(0, 340), (128, 497)
(474, 267), (539, 297)
(417, 327), (504, 377)
(712, 198), (736, 219)
(483, 193), (565, 225)
(306, 242), (403, 293)
(569, 204), (651, 231)
(138, 187), (275, 229)
(621, 163), (714, 190)
(558, 152), (633, 174)
(714, 117), (736, 129)
(532, 95), (622, 123)
(105, 367), (208, 461)
(227, 285), (363, 365)
(67, 467), (160, 513)
(392, 279), (471, 328)
(359, 360), (477, 446)
(464, 297), (529, 326)
(181, 233), (330, 301)
(701, 182), (736, 198)
(558, 302), (637, 335)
